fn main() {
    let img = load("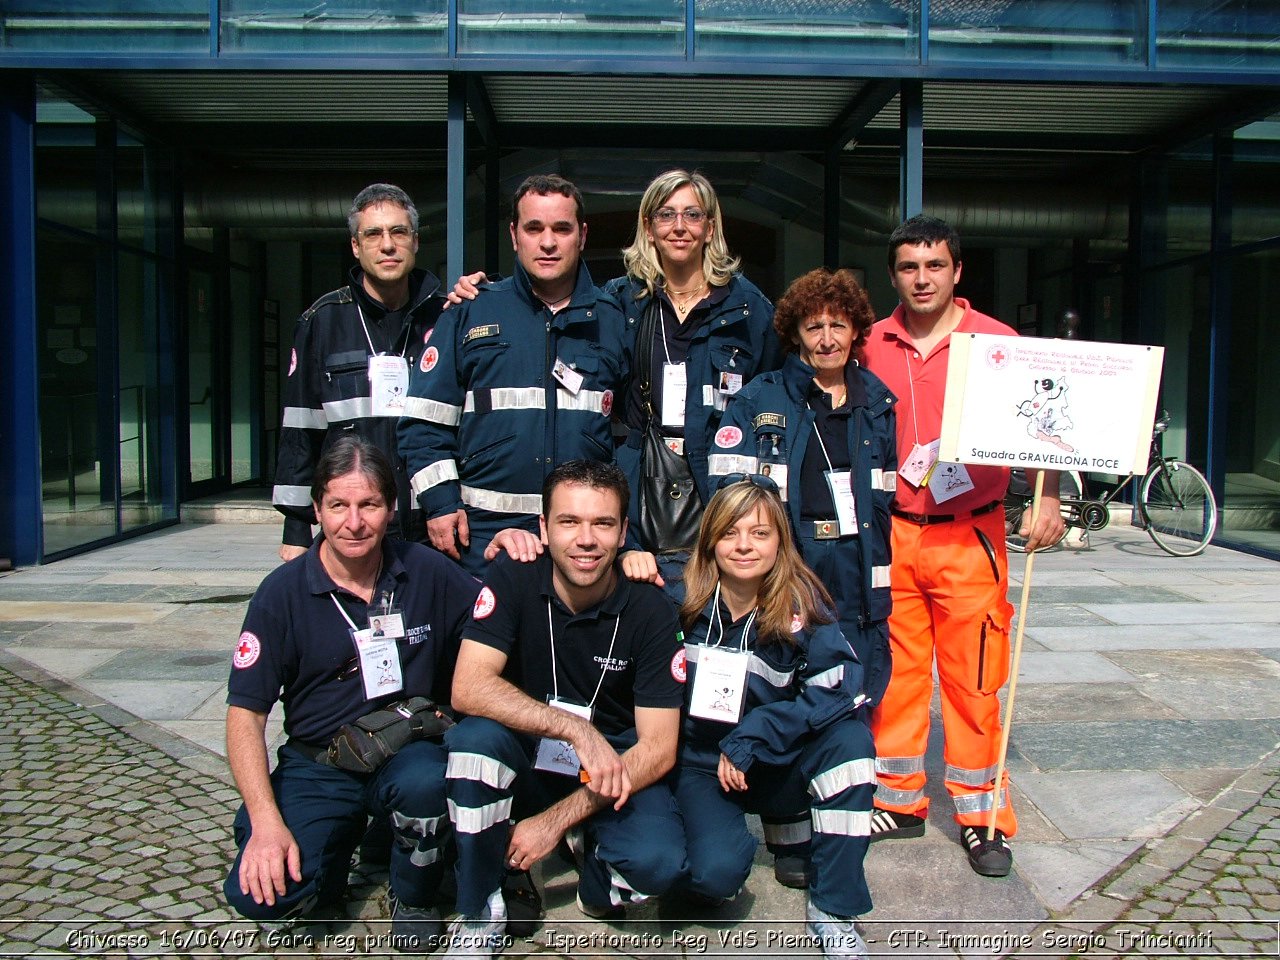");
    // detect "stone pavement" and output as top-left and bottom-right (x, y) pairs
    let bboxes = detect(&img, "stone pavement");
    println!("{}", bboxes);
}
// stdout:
(0, 519), (1278, 957)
